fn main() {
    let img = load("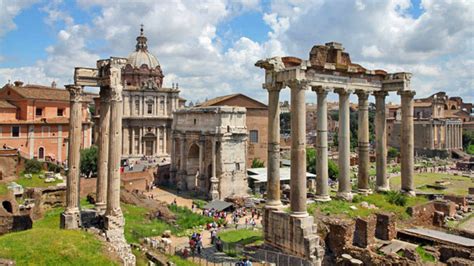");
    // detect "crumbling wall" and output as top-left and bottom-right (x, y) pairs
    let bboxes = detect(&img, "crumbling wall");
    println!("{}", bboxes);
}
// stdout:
(438, 245), (474, 263)
(375, 213), (396, 241)
(25, 185), (66, 220)
(0, 195), (32, 235)
(324, 218), (355, 256)
(353, 215), (376, 248)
